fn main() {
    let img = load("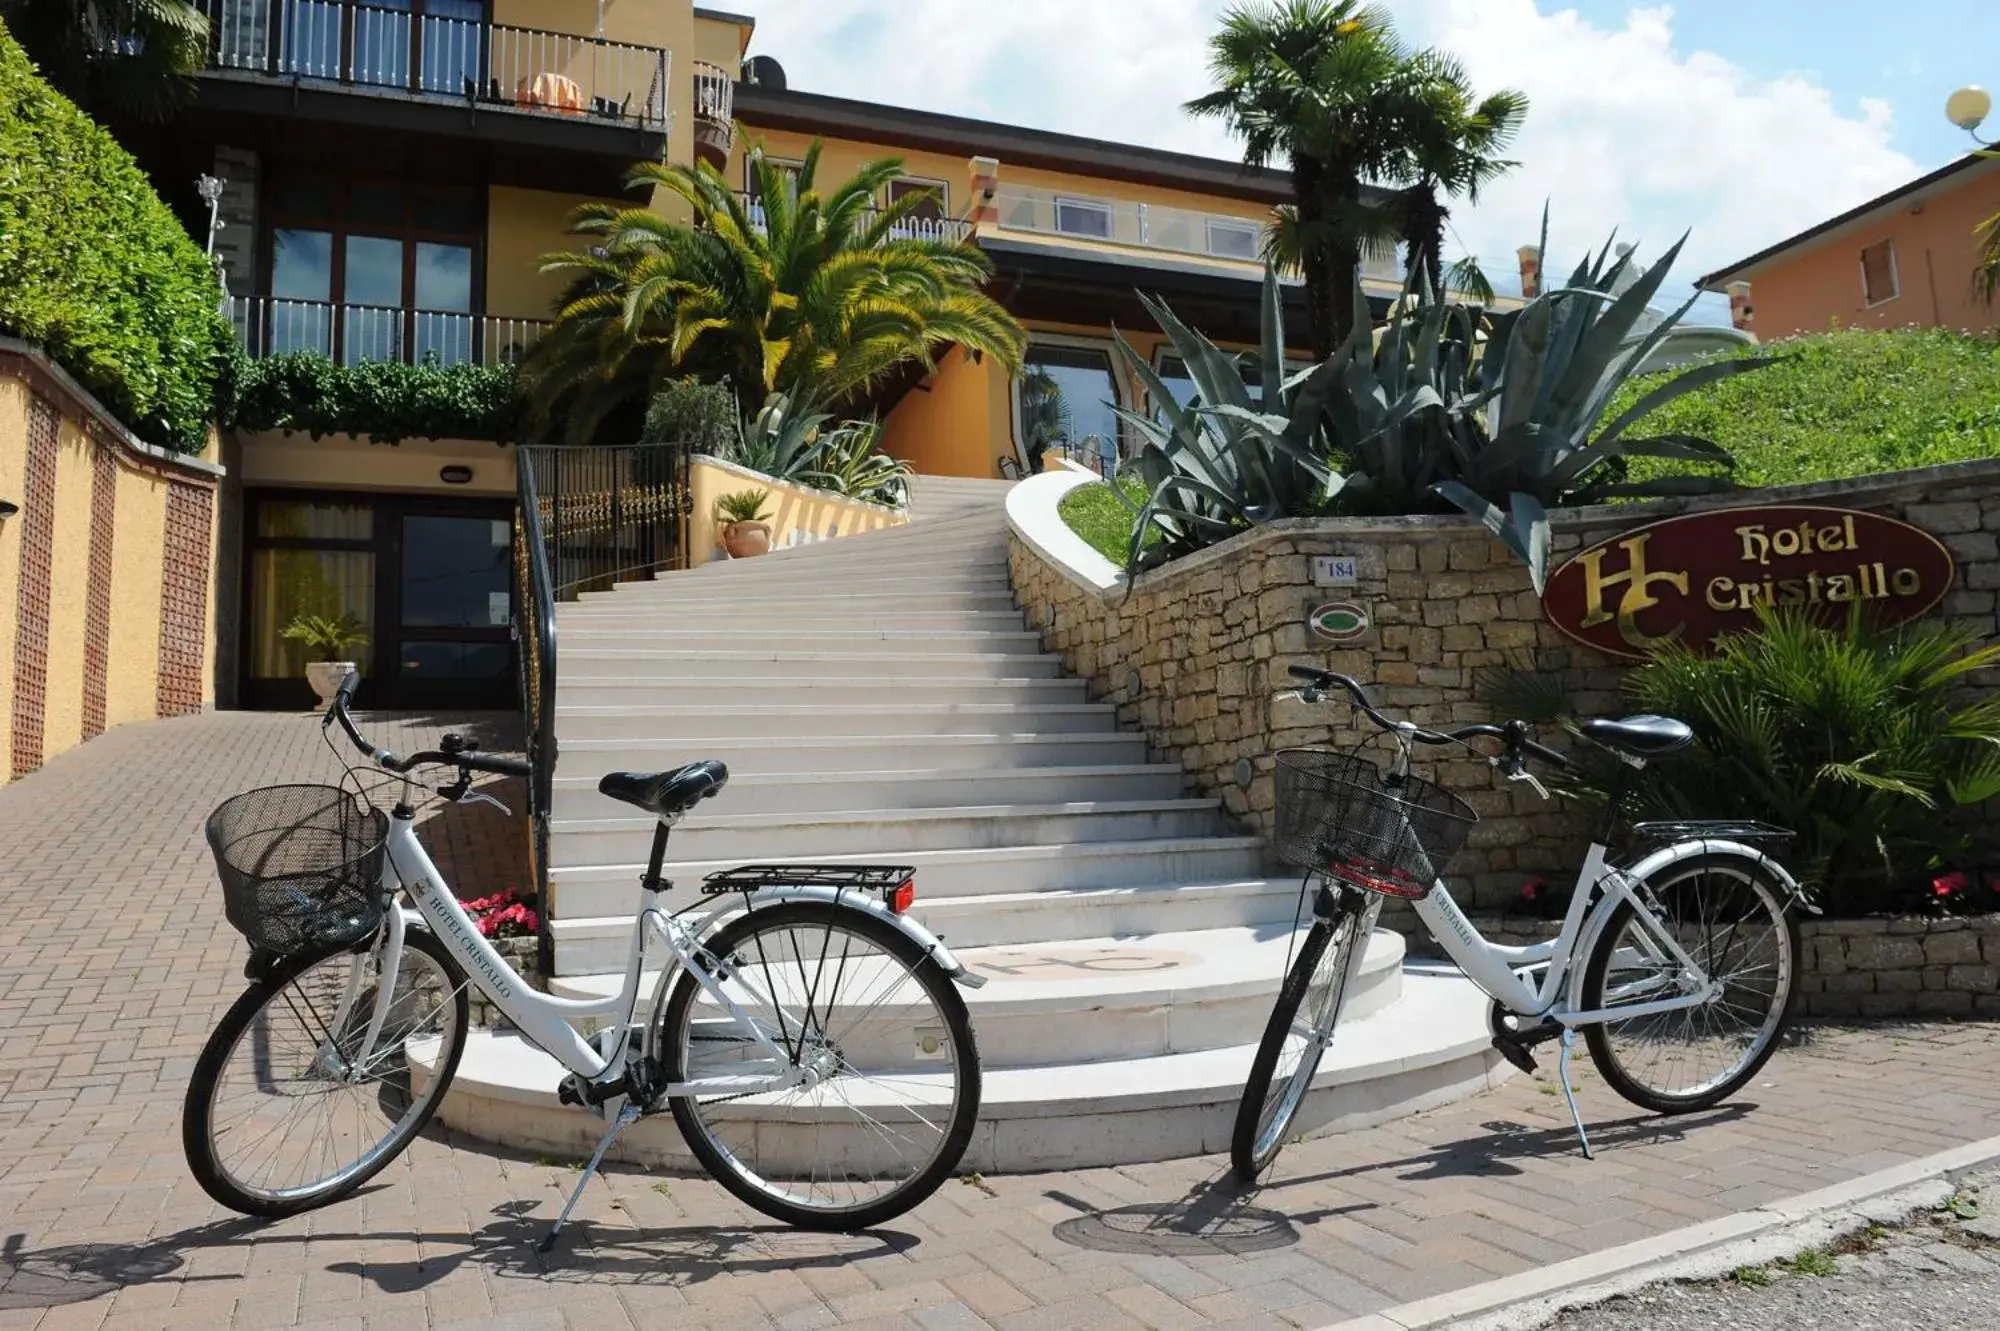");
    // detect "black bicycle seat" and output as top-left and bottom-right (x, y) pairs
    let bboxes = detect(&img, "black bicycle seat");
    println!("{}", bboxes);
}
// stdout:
(1580, 715), (1694, 759)
(598, 761), (730, 817)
